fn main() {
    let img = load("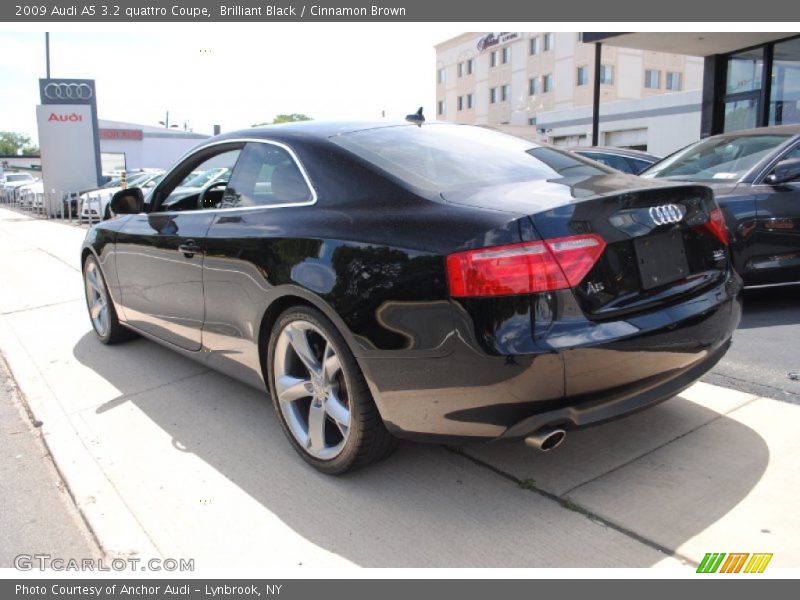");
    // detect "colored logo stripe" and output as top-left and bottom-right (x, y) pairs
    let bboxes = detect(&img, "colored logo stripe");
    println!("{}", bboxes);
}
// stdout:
(744, 553), (773, 573)
(696, 552), (773, 573)
(720, 553), (749, 573)
(697, 553), (726, 573)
